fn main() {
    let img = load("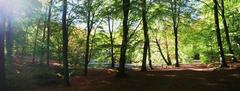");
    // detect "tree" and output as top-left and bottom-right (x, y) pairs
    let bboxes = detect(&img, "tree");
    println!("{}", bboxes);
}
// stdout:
(62, 0), (70, 86)
(213, 0), (228, 67)
(171, 0), (180, 67)
(141, 0), (150, 71)
(107, 12), (115, 68)
(32, 21), (40, 63)
(117, 0), (130, 77)
(81, 0), (103, 76)
(155, 38), (171, 65)
(40, 8), (48, 65)
(47, 0), (53, 65)
(0, 1), (6, 89)
(219, 0), (237, 62)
